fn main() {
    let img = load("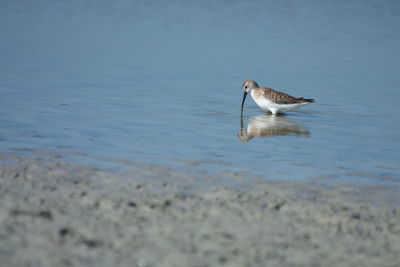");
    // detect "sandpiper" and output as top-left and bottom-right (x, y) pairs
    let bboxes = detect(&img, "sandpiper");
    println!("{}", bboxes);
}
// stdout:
(241, 80), (314, 115)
